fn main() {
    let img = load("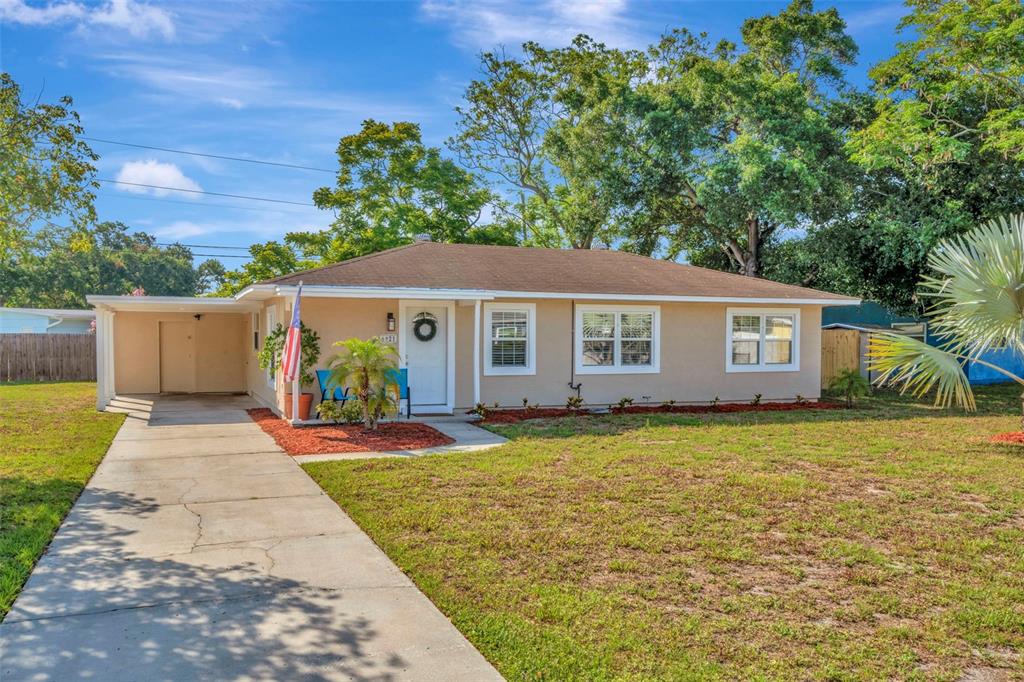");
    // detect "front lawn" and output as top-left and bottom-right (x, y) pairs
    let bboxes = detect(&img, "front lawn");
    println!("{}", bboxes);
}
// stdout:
(304, 385), (1024, 681)
(0, 382), (123, 619)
